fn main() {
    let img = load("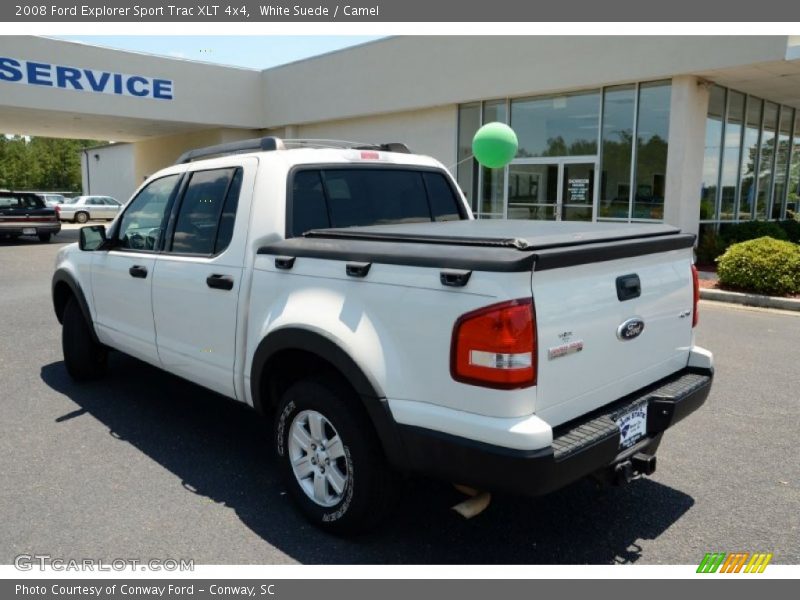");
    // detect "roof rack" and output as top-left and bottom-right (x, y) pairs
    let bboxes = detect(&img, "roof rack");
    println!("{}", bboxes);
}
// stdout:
(175, 136), (411, 164)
